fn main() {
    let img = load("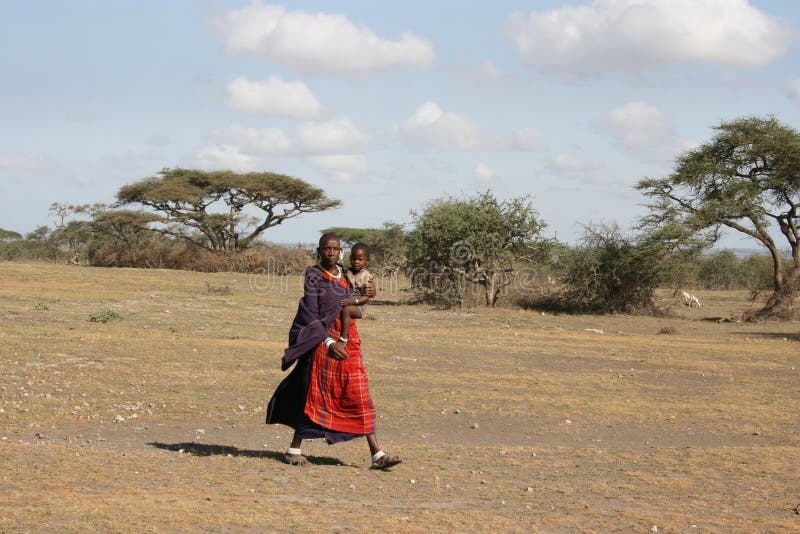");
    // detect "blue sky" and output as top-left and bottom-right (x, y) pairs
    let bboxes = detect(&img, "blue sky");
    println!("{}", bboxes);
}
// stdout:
(1, 0), (799, 248)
